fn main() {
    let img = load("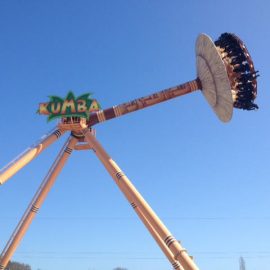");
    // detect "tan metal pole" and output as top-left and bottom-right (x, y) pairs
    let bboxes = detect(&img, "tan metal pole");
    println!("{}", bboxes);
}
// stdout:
(0, 127), (65, 185)
(0, 136), (77, 270)
(88, 79), (200, 126)
(133, 204), (184, 270)
(83, 129), (199, 270)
